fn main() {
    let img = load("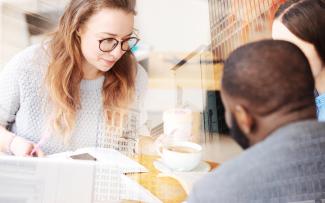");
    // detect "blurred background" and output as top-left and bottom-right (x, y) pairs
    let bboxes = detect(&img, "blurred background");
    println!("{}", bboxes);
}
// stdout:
(0, 0), (284, 162)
